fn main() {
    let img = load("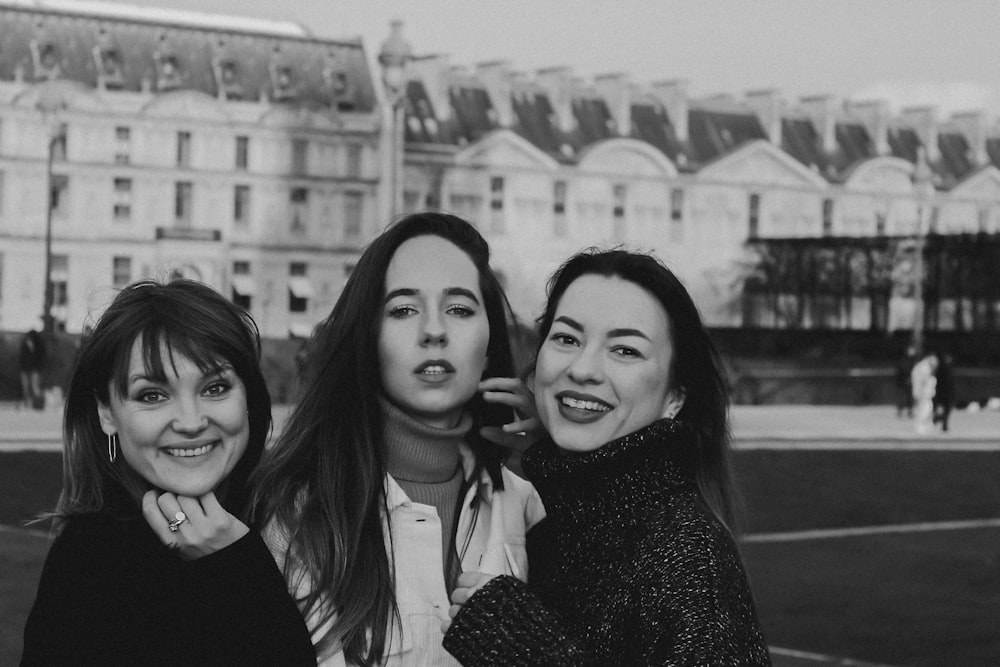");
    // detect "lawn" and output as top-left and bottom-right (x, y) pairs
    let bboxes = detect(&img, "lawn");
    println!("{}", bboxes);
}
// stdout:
(3, 448), (1000, 665)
